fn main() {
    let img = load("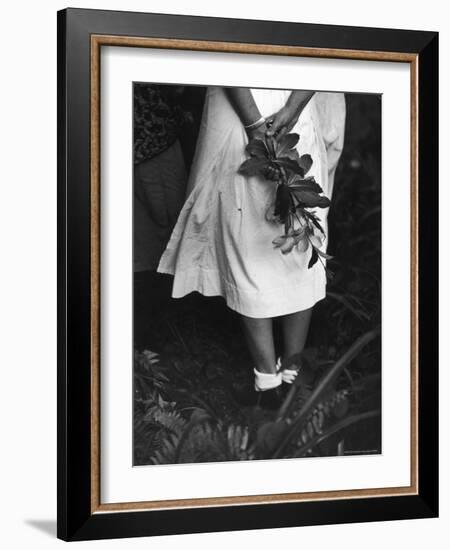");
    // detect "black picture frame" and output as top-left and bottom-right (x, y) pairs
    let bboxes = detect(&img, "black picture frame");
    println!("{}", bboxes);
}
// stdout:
(57, 7), (438, 541)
